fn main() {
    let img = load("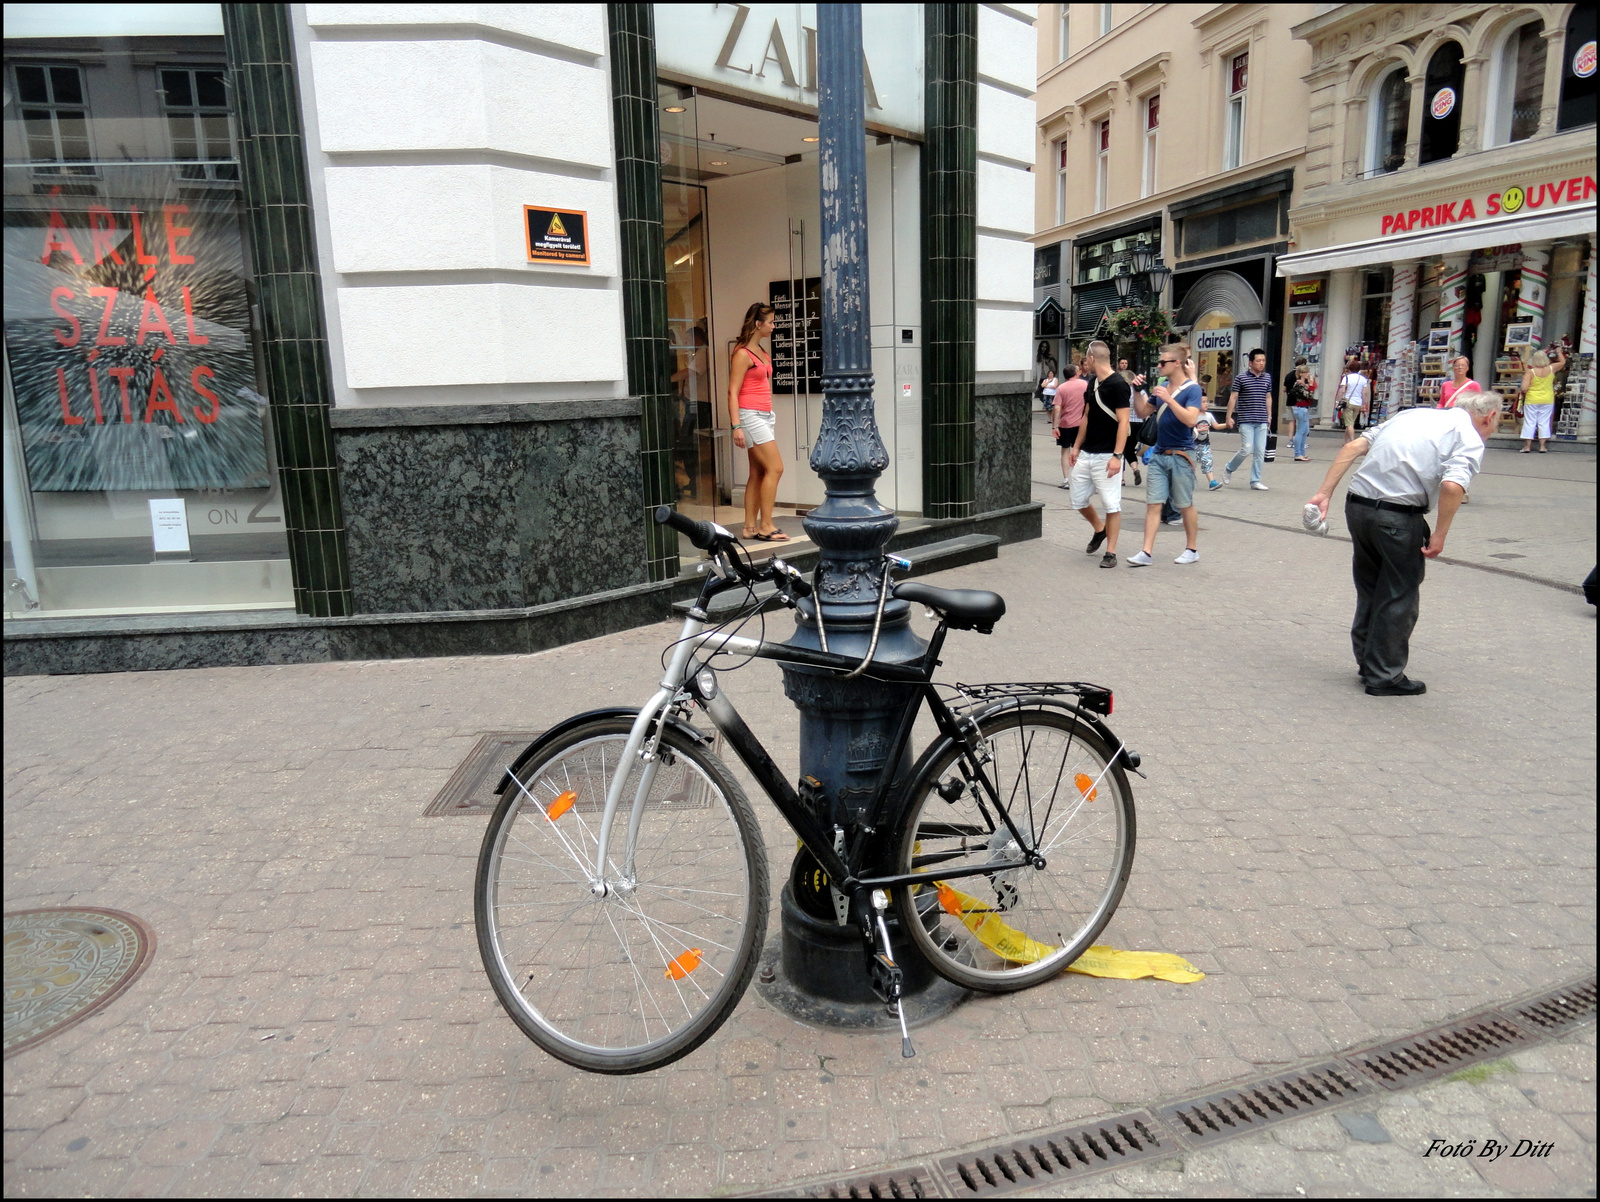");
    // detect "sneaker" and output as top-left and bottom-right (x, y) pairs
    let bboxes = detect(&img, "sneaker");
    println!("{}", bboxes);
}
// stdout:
(1250, 481), (1269, 491)
(1208, 480), (1223, 491)
(1365, 676), (1426, 697)
(1126, 550), (1153, 567)
(1163, 515), (1184, 525)
(1086, 528), (1107, 554)
(1223, 467), (1233, 484)
(1174, 547), (1200, 564)
(1099, 551), (1117, 569)
(1132, 468), (1142, 486)
(1058, 479), (1071, 489)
